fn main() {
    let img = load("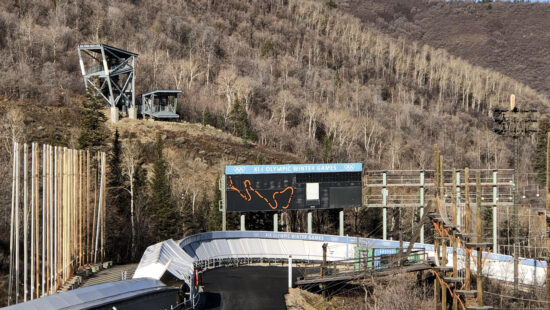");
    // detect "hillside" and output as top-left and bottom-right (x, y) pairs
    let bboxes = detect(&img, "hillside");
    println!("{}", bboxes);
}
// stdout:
(340, 0), (550, 100)
(0, 0), (549, 307)
(1, 0), (548, 173)
(0, 0), (549, 273)
(0, 0), (548, 257)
